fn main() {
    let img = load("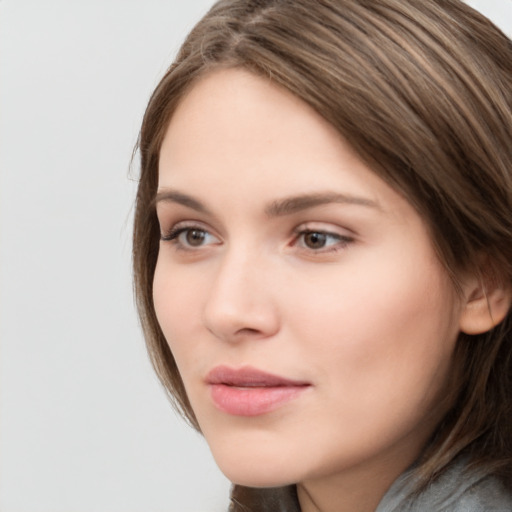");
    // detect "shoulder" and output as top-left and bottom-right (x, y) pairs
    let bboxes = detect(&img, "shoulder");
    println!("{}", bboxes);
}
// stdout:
(451, 475), (512, 511)
(376, 458), (512, 512)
